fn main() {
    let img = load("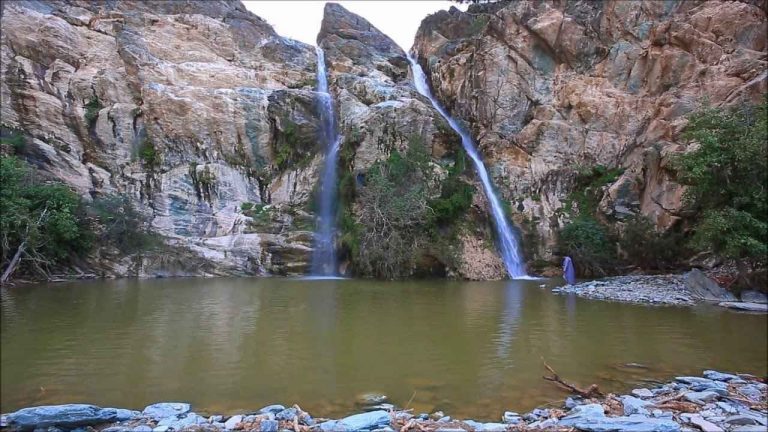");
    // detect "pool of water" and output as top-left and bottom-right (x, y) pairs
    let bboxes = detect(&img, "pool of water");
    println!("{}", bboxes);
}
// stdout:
(1, 278), (766, 419)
